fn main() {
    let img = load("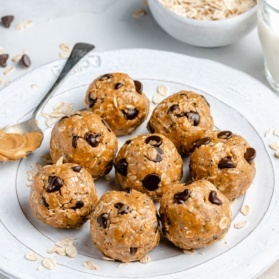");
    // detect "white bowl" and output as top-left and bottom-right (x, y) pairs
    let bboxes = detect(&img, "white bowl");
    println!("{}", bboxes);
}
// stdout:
(148, 0), (257, 47)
